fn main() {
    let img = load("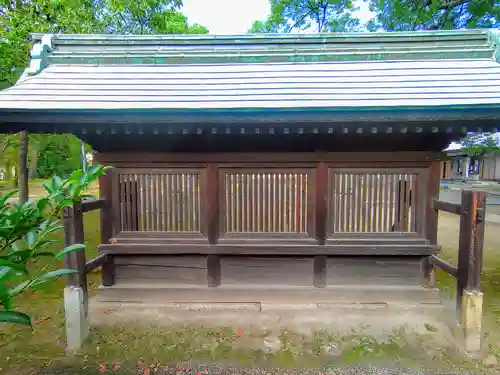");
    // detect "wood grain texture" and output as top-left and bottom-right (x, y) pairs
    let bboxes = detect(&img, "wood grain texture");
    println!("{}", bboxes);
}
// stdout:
(220, 257), (314, 286)
(326, 257), (423, 286)
(115, 255), (207, 285)
(97, 285), (441, 304)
